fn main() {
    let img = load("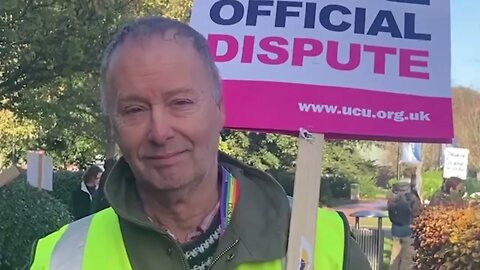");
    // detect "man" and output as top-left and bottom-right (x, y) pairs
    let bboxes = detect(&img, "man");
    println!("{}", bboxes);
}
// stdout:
(71, 165), (103, 220)
(388, 165), (422, 270)
(429, 177), (466, 207)
(91, 158), (117, 213)
(28, 16), (371, 270)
